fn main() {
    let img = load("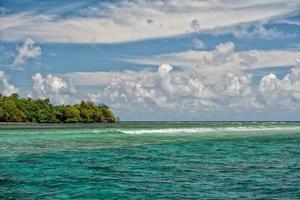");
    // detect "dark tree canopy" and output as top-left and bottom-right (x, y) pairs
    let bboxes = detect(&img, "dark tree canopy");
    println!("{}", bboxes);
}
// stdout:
(0, 93), (118, 123)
